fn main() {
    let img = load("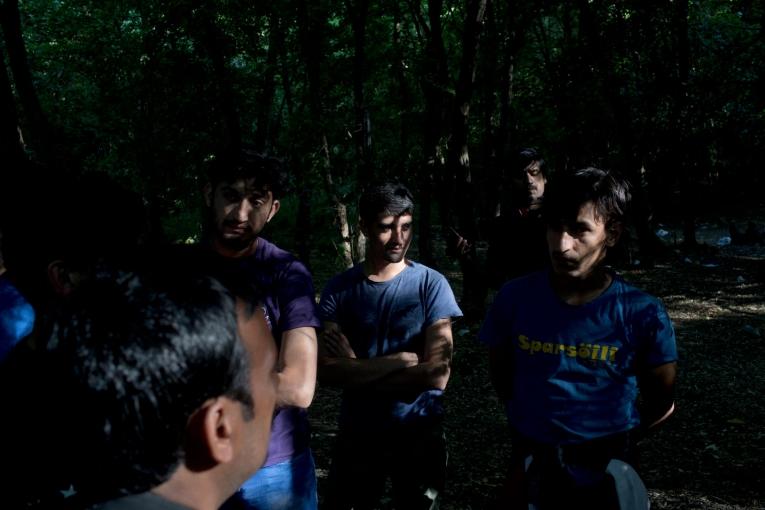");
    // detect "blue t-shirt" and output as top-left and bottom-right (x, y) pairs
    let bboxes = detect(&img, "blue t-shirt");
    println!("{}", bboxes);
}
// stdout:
(0, 275), (35, 362)
(479, 270), (677, 445)
(319, 261), (462, 429)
